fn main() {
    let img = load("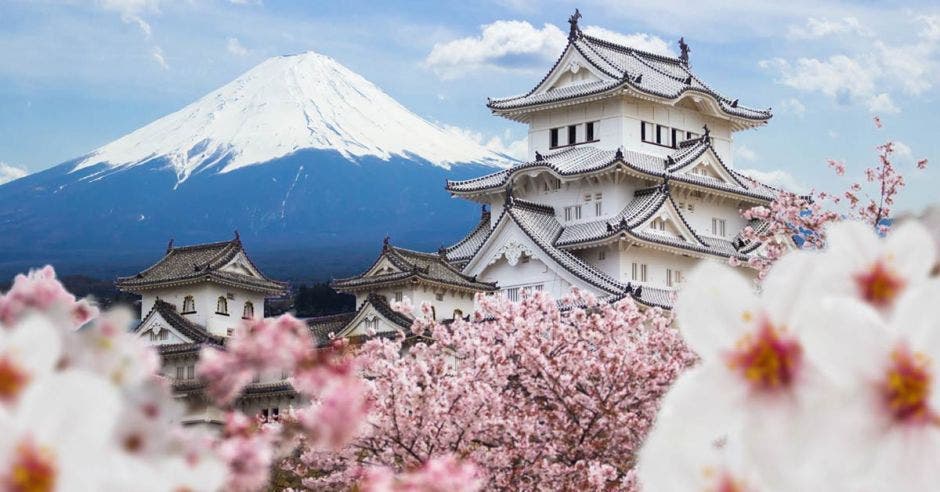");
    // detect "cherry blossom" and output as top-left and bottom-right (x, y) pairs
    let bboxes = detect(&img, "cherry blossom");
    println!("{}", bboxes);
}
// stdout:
(293, 289), (693, 490)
